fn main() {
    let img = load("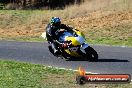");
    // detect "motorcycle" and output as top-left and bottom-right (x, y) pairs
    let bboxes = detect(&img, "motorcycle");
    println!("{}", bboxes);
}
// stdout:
(43, 28), (98, 61)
